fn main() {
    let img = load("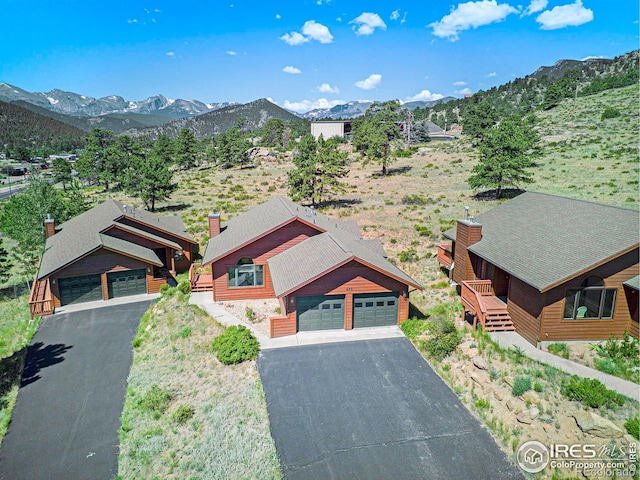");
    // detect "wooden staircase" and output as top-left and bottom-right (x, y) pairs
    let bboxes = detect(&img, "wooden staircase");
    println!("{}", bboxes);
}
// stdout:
(189, 263), (213, 292)
(461, 280), (515, 332)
